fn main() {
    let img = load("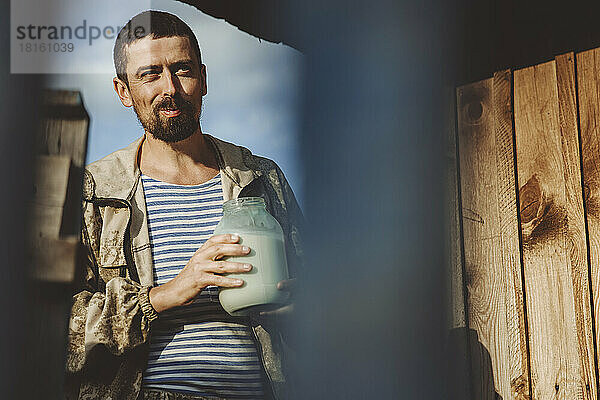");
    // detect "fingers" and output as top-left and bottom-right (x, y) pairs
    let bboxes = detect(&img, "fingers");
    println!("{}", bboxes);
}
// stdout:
(194, 234), (241, 257)
(194, 234), (251, 261)
(202, 261), (251, 288)
(210, 274), (245, 288)
(205, 261), (252, 274)
(204, 243), (251, 261)
(203, 233), (240, 248)
(277, 278), (297, 291)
